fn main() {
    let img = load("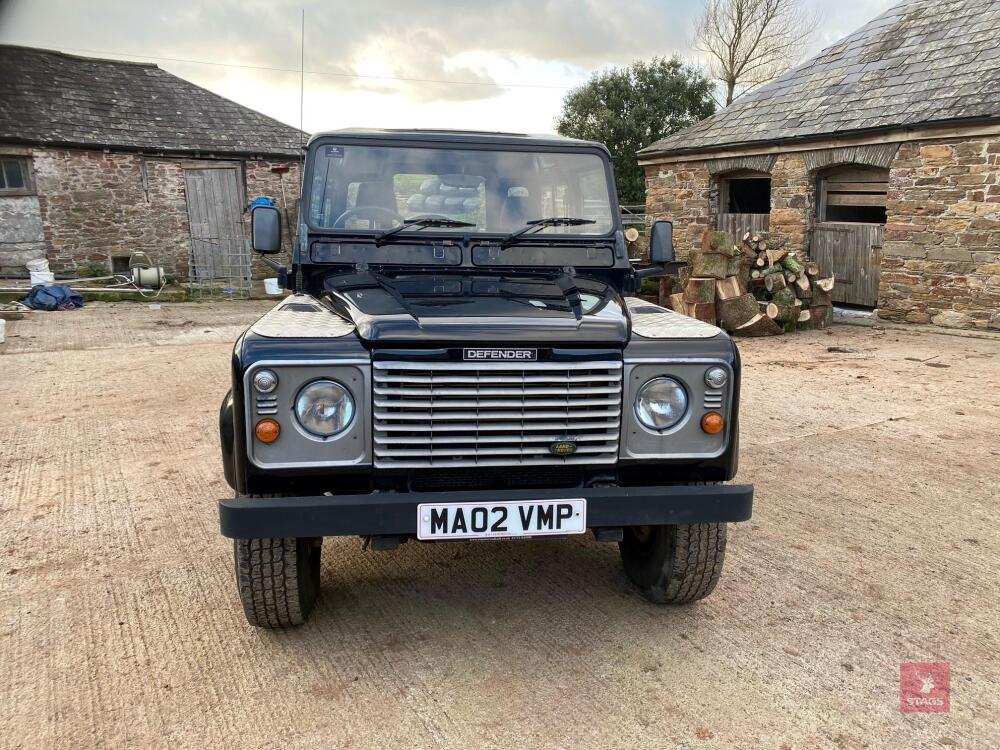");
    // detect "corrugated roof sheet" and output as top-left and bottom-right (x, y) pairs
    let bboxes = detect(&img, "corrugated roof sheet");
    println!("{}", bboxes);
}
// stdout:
(0, 45), (305, 156)
(639, 0), (1000, 158)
